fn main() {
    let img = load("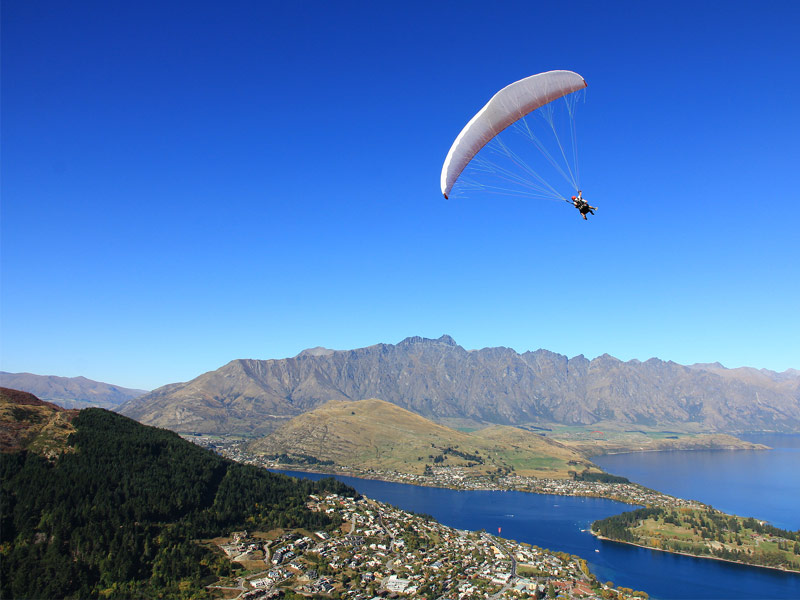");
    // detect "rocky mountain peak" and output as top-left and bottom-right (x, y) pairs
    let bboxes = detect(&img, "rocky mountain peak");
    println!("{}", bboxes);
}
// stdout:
(296, 346), (335, 358)
(398, 334), (459, 347)
(689, 362), (727, 371)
